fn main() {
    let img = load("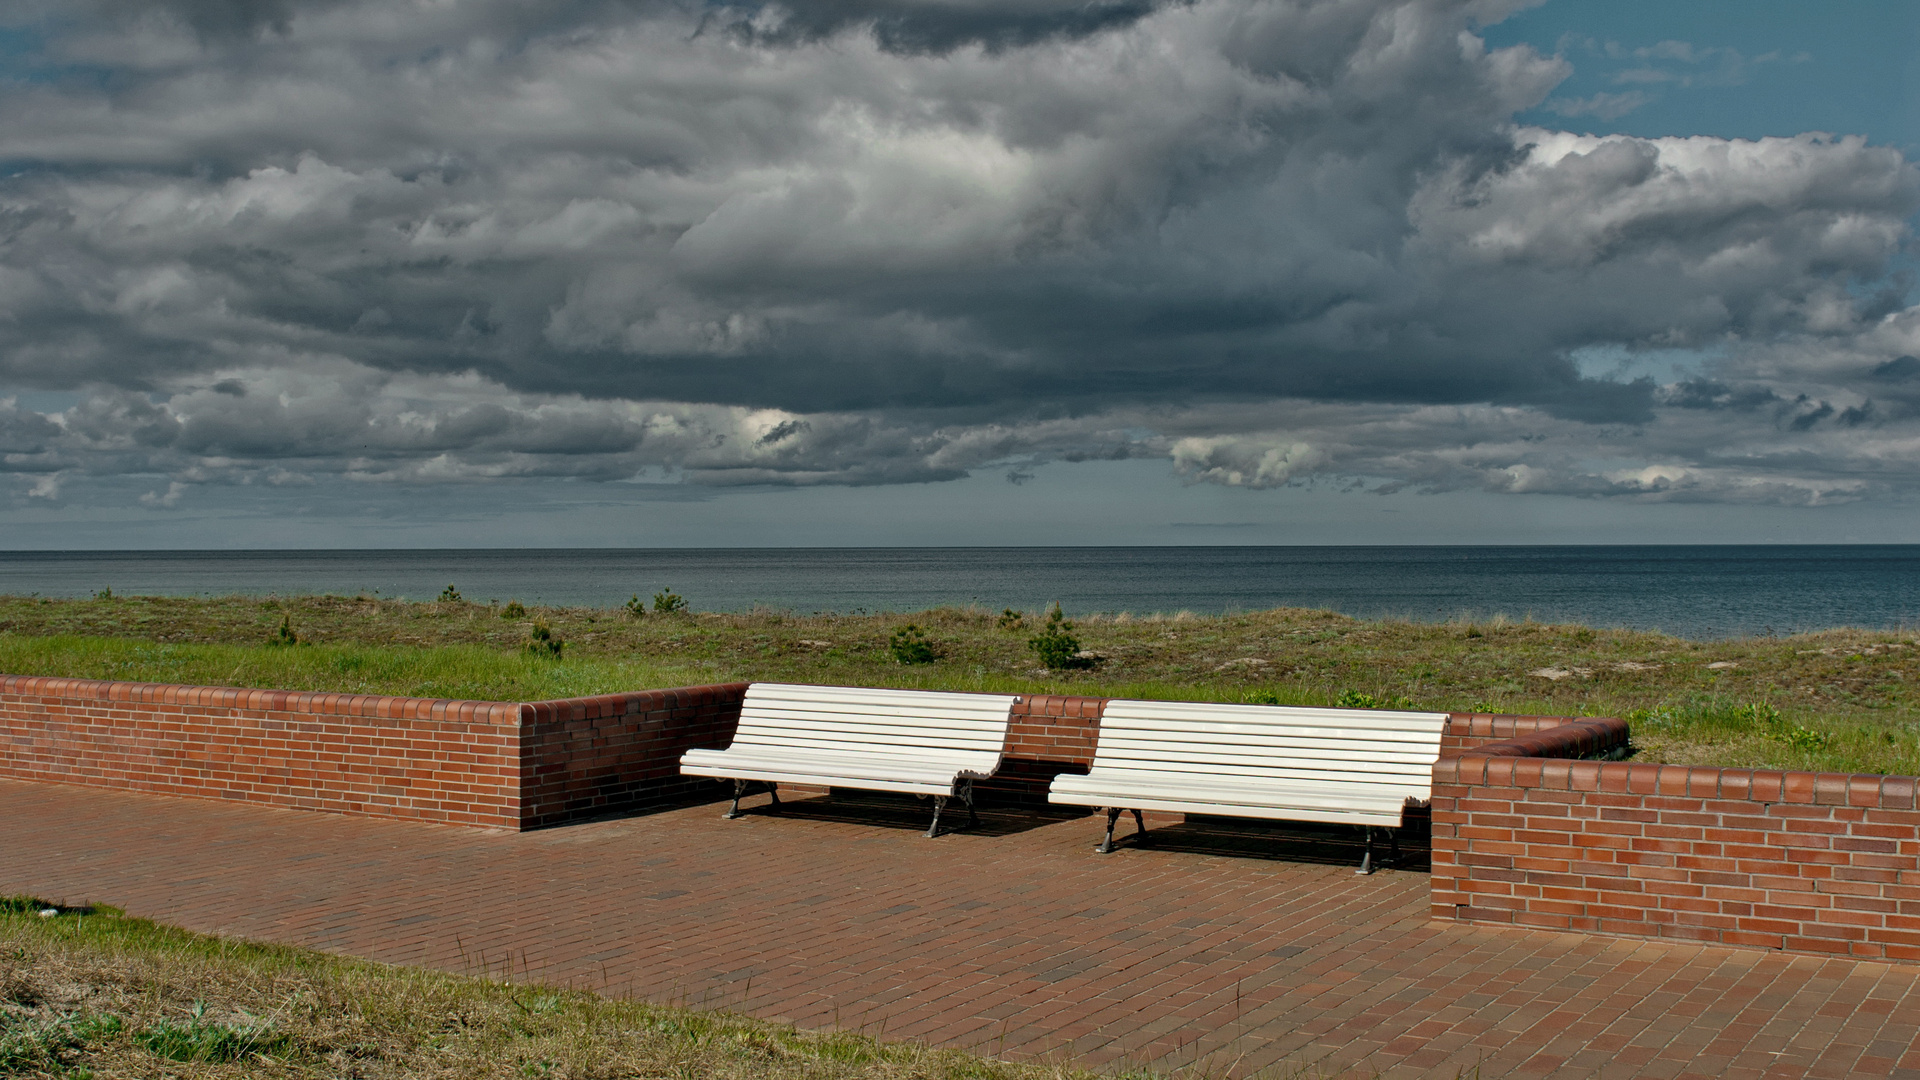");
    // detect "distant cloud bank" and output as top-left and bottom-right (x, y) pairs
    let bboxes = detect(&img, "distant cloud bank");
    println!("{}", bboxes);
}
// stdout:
(2, 0), (1918, 514)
